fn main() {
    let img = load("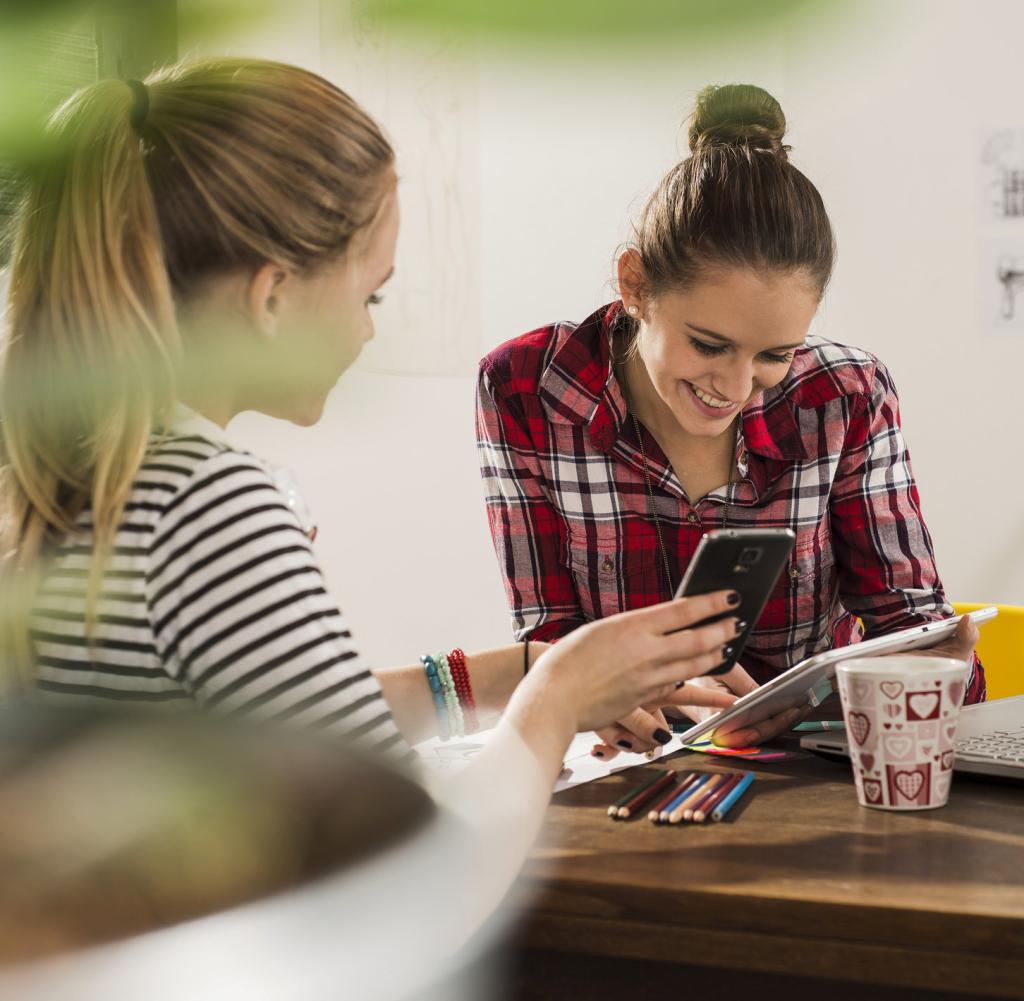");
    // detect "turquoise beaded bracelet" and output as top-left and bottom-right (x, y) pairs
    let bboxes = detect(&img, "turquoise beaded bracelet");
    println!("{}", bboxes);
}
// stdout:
(435, 651), (465, 739)
(420, 654), (451, 740)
